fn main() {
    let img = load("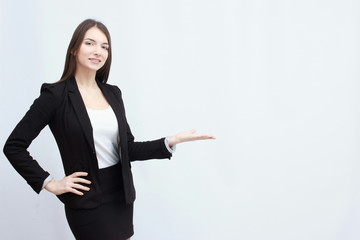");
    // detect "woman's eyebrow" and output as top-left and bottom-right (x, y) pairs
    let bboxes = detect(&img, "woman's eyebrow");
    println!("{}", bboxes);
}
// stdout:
(84, 38), (95, 42)
(84, 38), (109, 45)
